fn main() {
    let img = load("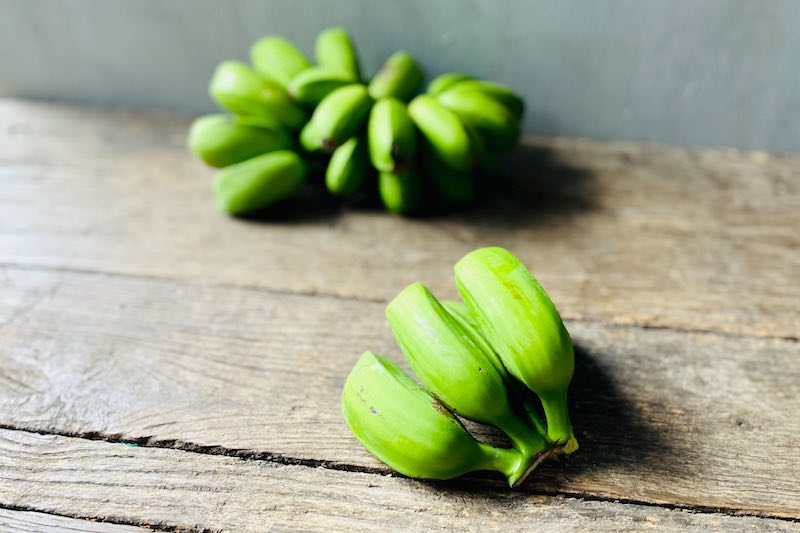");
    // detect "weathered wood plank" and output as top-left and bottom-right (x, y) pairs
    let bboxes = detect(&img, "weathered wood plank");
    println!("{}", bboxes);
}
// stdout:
(1, 429), (796, 533)
(0, 99), (797, 339)
(1, 267), (797, 517)
(0, 508), (151, 533)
